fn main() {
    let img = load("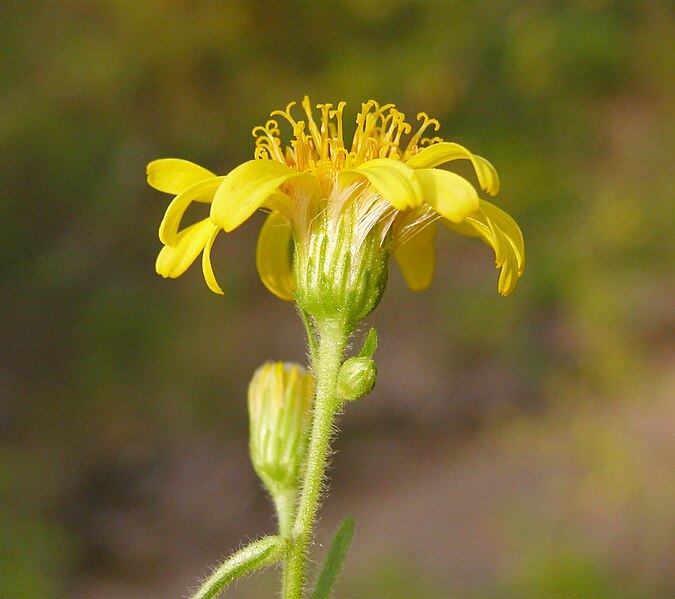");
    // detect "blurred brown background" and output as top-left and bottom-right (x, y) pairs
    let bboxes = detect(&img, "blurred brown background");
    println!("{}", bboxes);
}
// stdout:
(1, 1), (673, 598)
